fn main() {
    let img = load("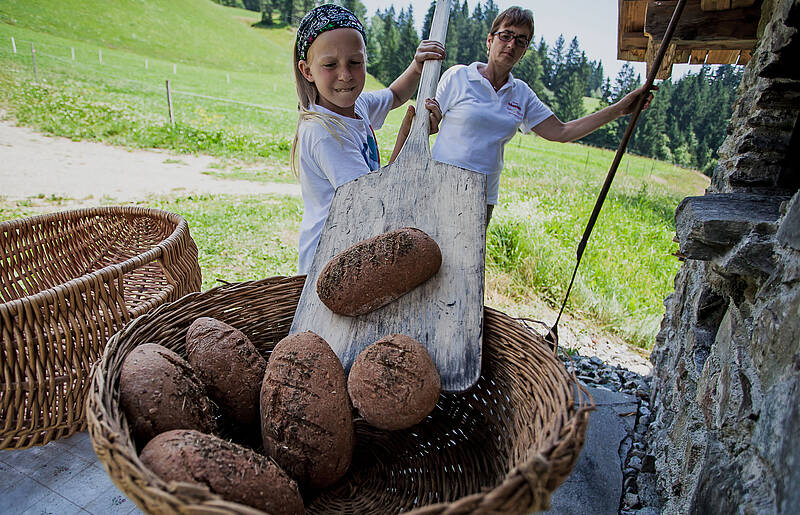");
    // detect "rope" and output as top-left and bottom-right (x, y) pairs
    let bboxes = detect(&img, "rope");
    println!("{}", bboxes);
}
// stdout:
(546, 0), (689, 351)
